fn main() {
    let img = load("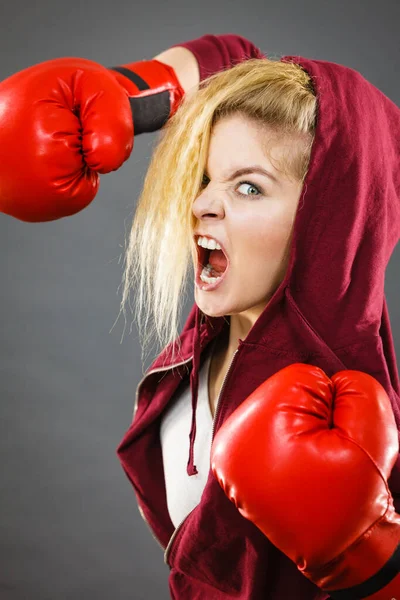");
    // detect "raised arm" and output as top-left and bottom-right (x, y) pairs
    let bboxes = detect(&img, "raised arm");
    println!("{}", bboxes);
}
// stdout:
(0, 34), (264, 222)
